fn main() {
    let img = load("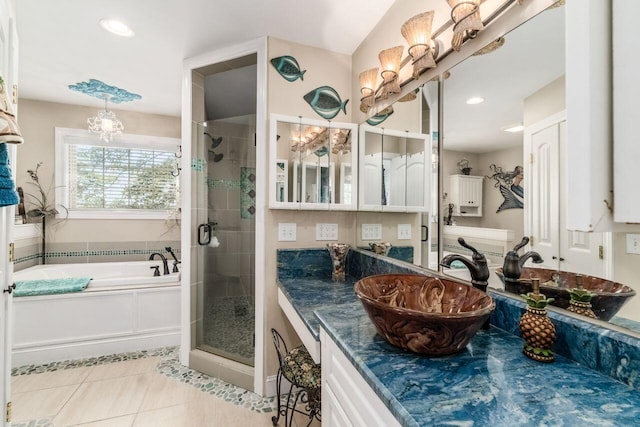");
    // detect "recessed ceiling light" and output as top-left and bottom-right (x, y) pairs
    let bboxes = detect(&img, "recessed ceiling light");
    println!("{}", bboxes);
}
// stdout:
(466, 96), (484, 105)
(99, 19), (135, 37)
(502, 124), (524, 133)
